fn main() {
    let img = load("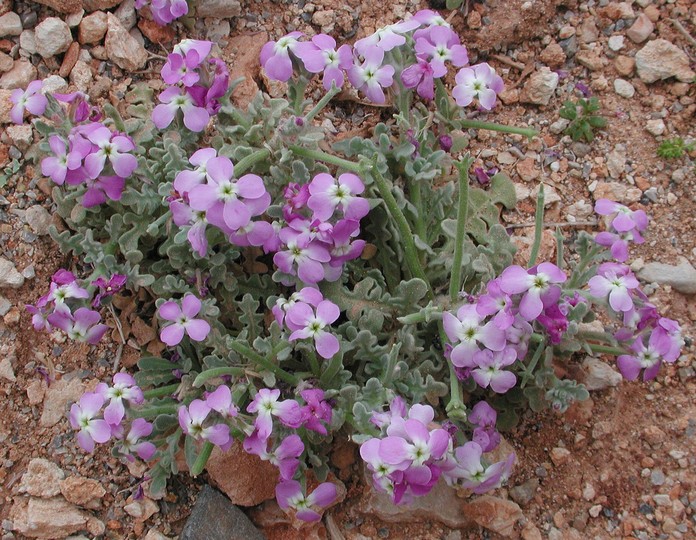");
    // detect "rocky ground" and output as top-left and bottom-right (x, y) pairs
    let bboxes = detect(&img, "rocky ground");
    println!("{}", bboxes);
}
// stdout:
(0, 0), (694, 539)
